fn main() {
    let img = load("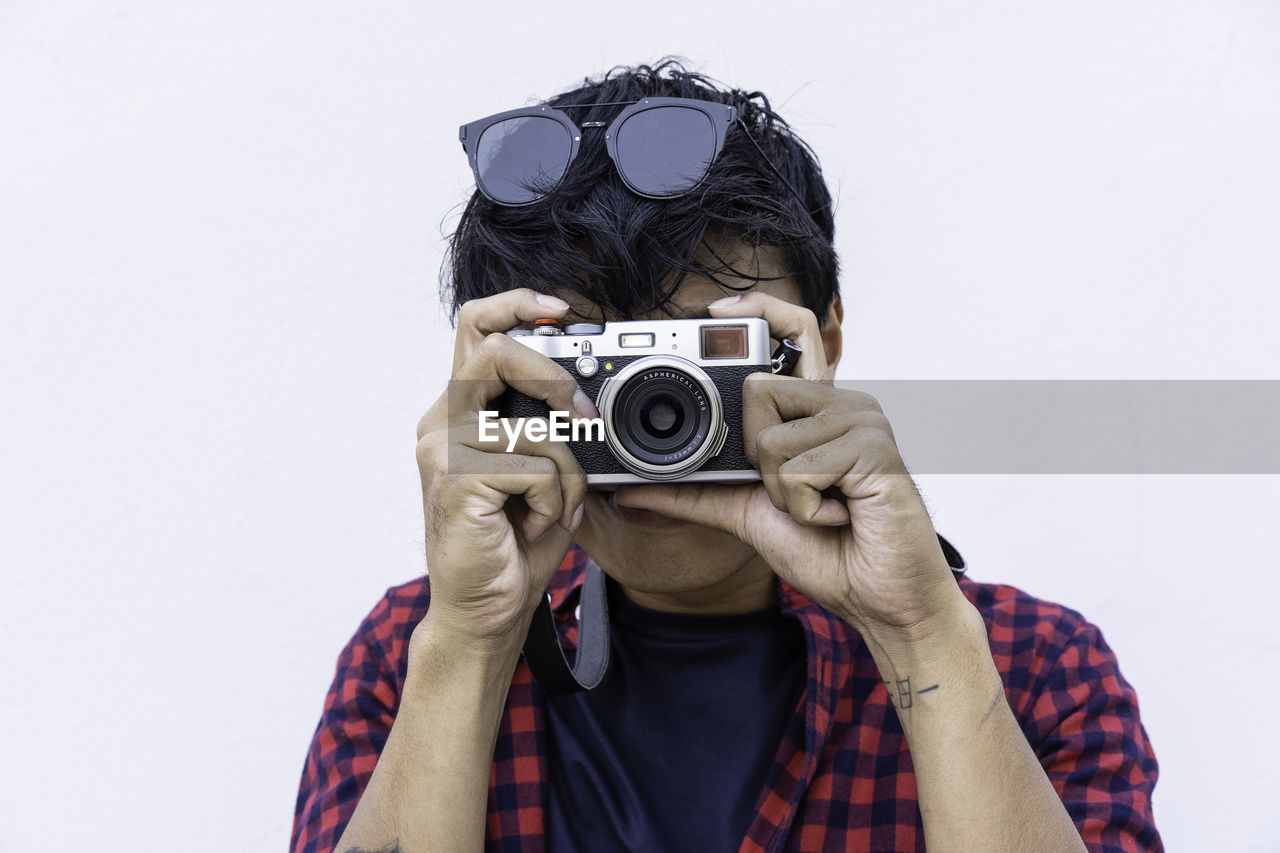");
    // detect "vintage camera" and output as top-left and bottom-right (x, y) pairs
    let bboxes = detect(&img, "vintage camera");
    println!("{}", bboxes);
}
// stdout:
(496, 317), (799, 485)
